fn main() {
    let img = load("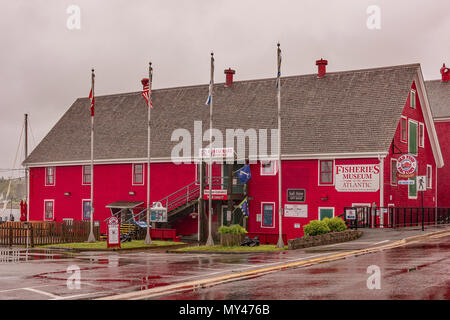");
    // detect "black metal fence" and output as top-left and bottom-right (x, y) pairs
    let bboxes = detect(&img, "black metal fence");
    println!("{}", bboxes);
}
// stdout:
(341, 207), (450, 230)
(0, 221), (100, 247)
